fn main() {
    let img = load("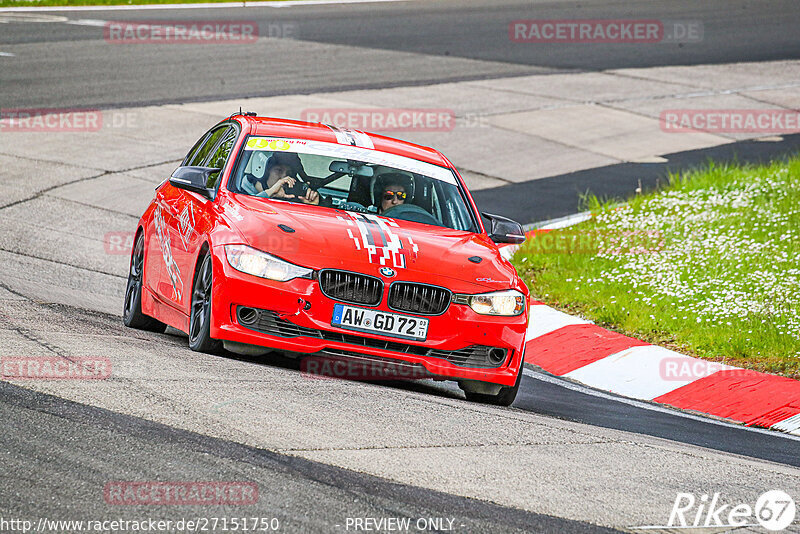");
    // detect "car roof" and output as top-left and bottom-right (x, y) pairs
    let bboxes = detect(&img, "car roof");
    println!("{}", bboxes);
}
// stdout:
(233, 116), (451, 168)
